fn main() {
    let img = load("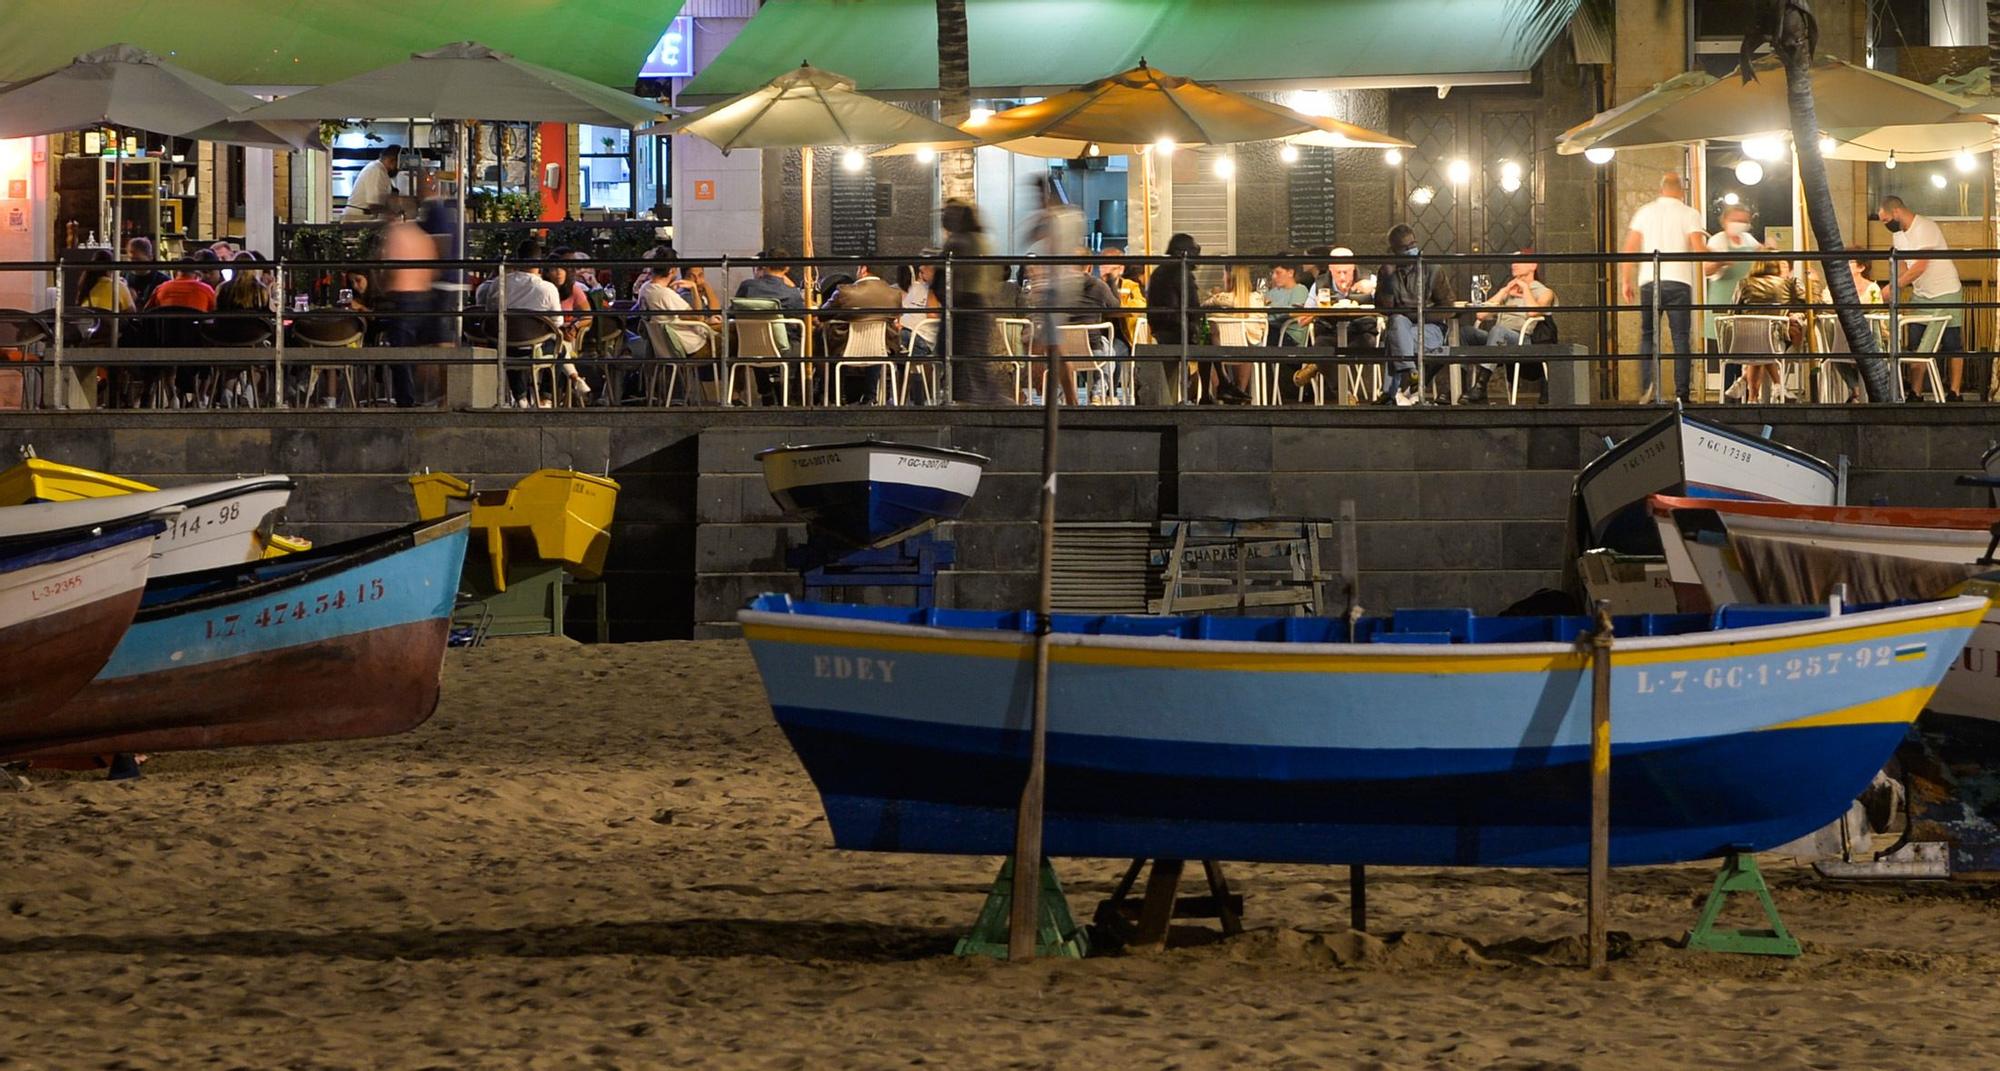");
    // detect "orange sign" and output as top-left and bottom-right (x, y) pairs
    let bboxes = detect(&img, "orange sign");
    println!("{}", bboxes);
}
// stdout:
(694, 179), (715, 201)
